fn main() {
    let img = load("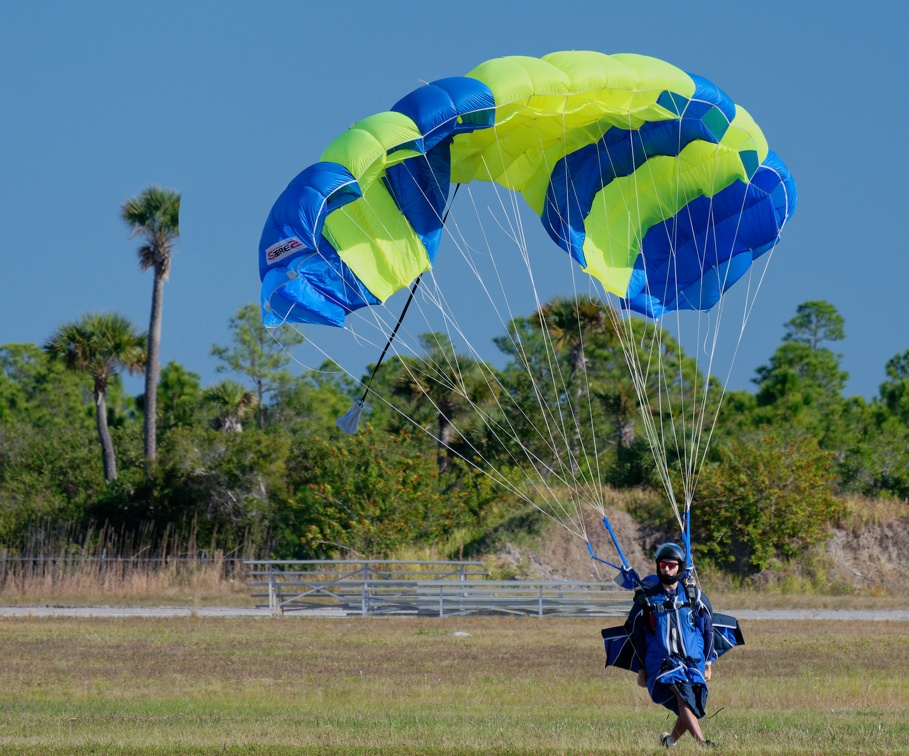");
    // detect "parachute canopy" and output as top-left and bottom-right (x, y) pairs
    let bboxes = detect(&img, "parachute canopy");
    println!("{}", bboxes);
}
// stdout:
(260, 51), (796, 326)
